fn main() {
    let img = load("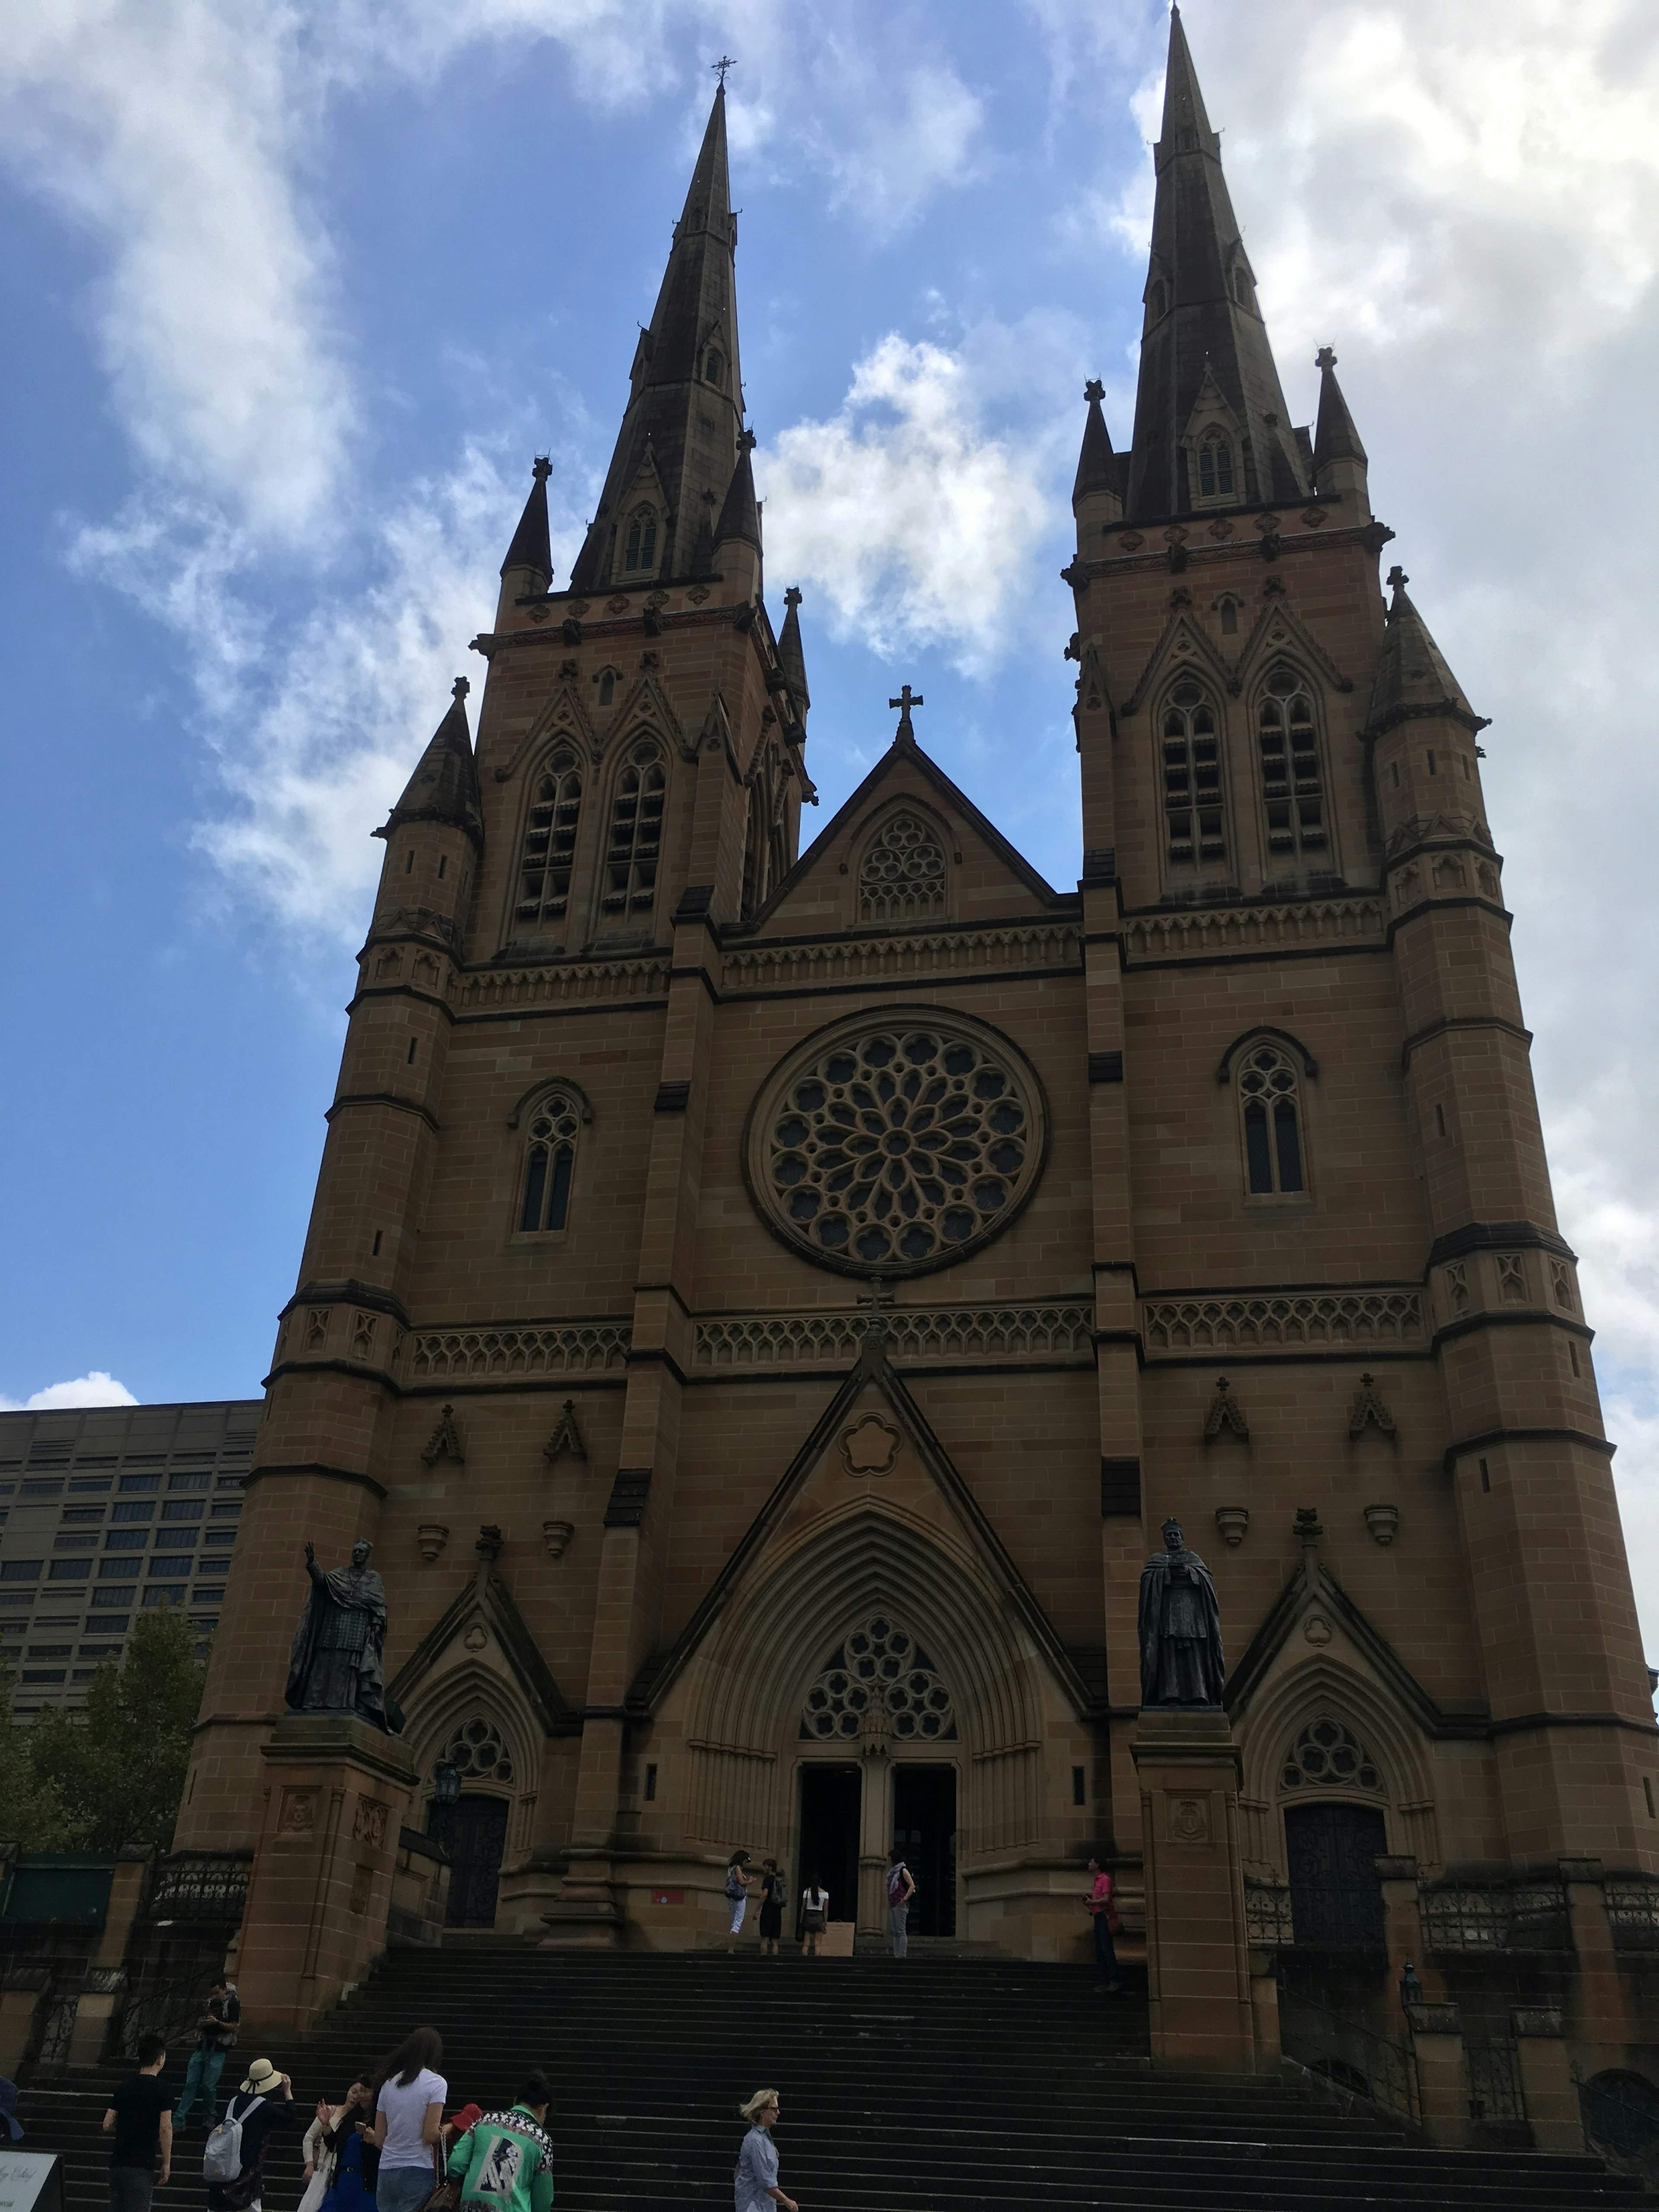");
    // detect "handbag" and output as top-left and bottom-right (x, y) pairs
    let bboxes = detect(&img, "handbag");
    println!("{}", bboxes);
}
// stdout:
(417, 2141), (460, 2212)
